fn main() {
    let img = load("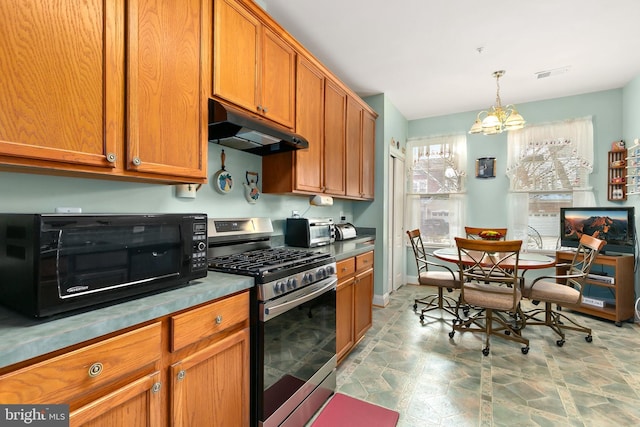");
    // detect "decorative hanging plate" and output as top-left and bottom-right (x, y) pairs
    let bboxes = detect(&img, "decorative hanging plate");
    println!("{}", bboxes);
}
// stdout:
(213, 150), (233, 194)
